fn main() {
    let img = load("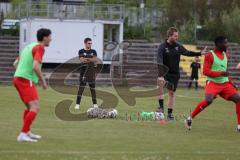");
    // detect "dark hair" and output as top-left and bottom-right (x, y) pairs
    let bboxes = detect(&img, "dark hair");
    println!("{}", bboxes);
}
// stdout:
(84, 38), (92, 43)
(214, 36), (227, 46)
(167, 27), (178, 37)
(37, 28), (51, 41)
